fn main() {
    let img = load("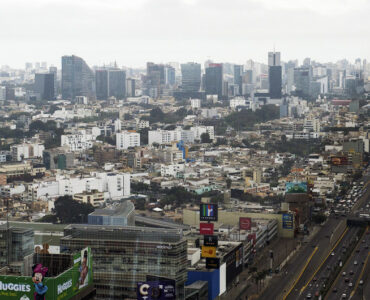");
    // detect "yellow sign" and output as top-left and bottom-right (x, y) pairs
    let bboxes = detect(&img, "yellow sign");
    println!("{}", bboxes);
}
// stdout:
(202, 246), (217, 258)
